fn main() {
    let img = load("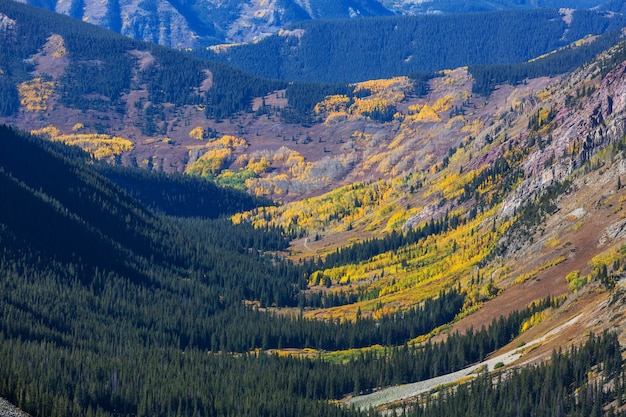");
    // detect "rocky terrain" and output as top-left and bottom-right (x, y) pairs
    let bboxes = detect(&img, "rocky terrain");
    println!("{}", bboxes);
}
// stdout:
(15, 0), (623, 47)
(5, 2), (626, 416)
(0, 399), (29, 417)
